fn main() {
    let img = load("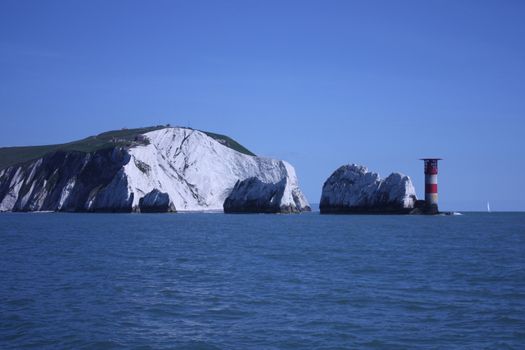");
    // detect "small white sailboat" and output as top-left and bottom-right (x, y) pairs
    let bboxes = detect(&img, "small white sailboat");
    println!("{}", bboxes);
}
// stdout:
(487, 201), (491, 213)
